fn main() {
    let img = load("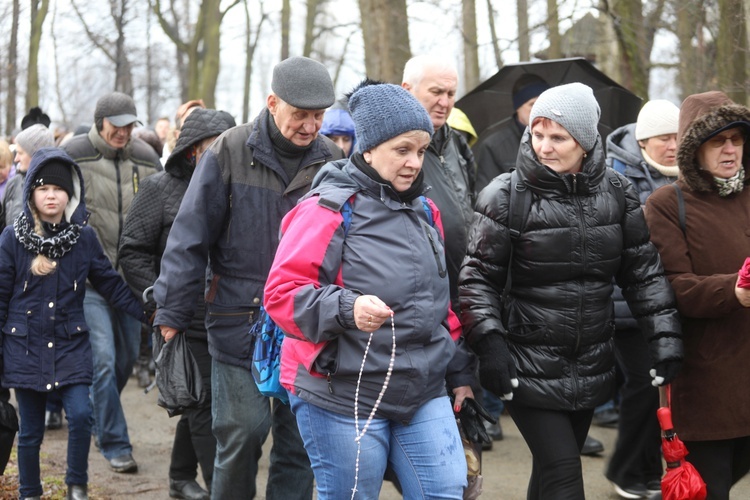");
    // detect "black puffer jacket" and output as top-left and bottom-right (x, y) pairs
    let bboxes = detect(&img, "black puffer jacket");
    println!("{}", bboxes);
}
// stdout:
(119, 109), (235, 337)
(459, 130), (682, 411)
